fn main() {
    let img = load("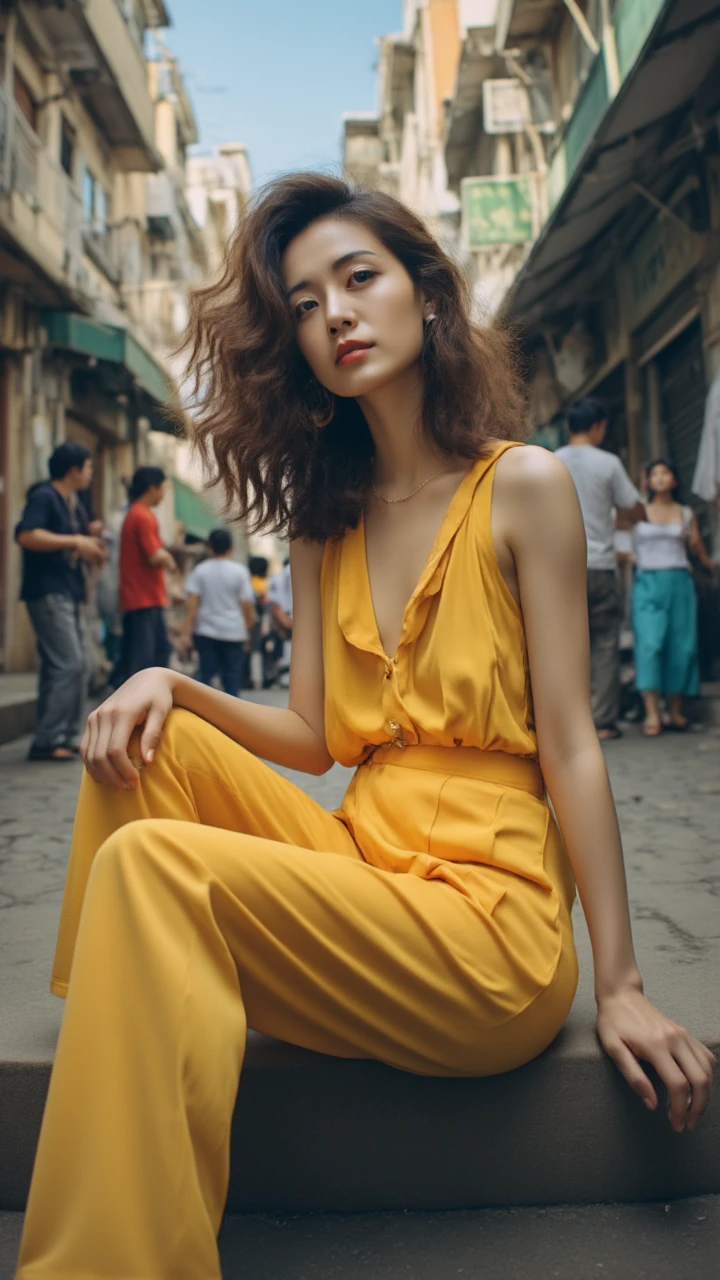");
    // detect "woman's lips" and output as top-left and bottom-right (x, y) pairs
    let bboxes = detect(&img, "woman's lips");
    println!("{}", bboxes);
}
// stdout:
(336, 345), (374, 366)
